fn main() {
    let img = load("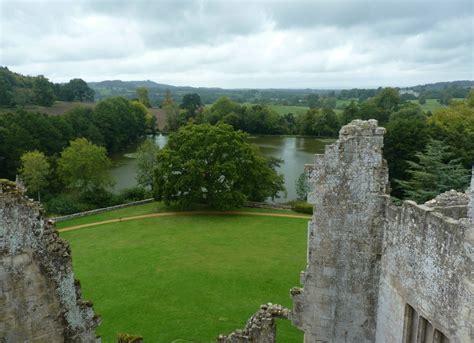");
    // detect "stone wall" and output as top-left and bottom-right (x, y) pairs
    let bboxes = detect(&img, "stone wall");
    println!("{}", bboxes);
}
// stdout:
(217, 304), (289, 343)
(51, 198), (154, 222)
(291, 120), (388, 342)
(375, 195), (472, 342)
(0, 179), (100, 342)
